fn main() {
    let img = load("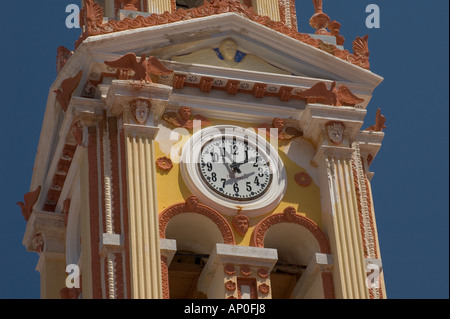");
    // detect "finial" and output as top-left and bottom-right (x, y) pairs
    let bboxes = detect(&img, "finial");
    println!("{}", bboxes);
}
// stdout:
(310, 0), (331, 35)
